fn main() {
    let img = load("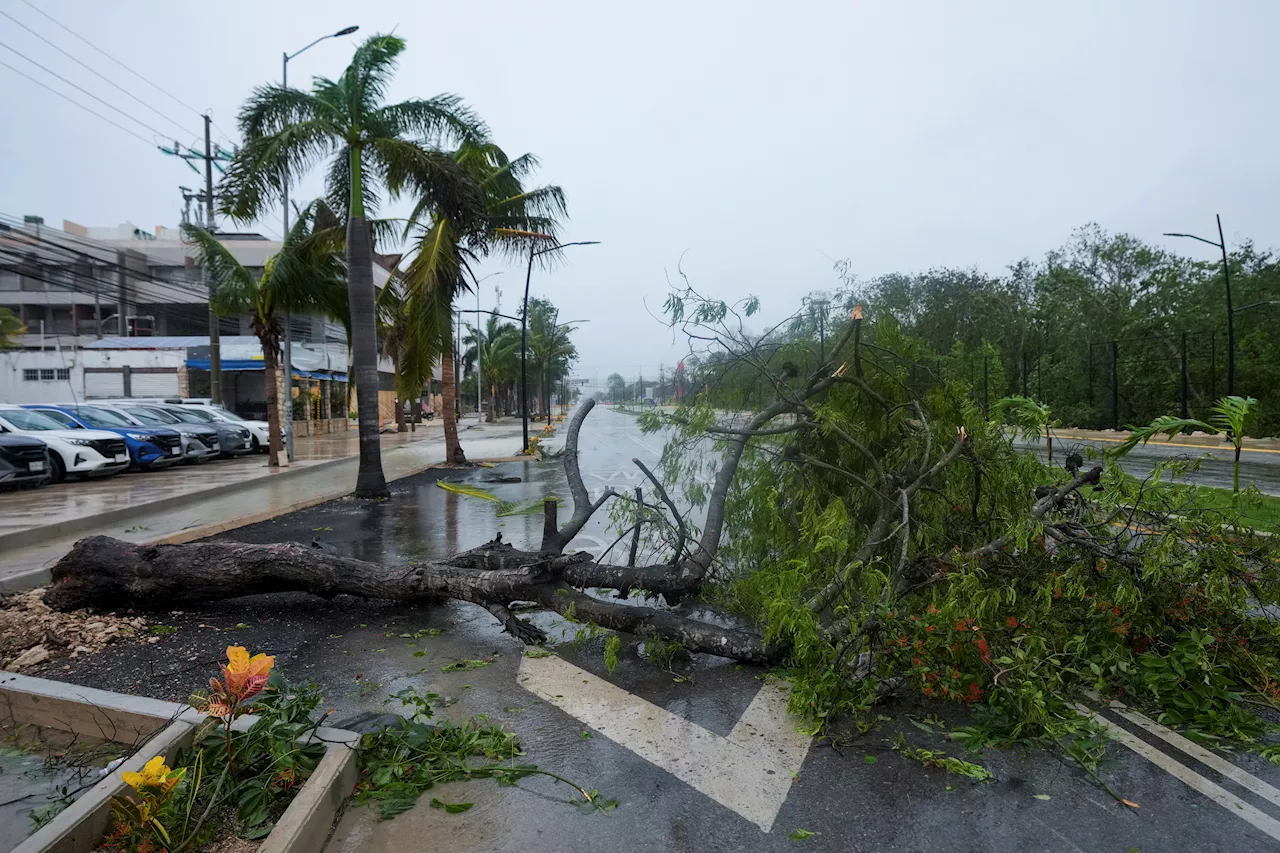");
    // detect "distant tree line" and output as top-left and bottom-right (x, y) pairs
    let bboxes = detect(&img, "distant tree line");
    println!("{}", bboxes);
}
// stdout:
(678, 224), (1280, 436)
